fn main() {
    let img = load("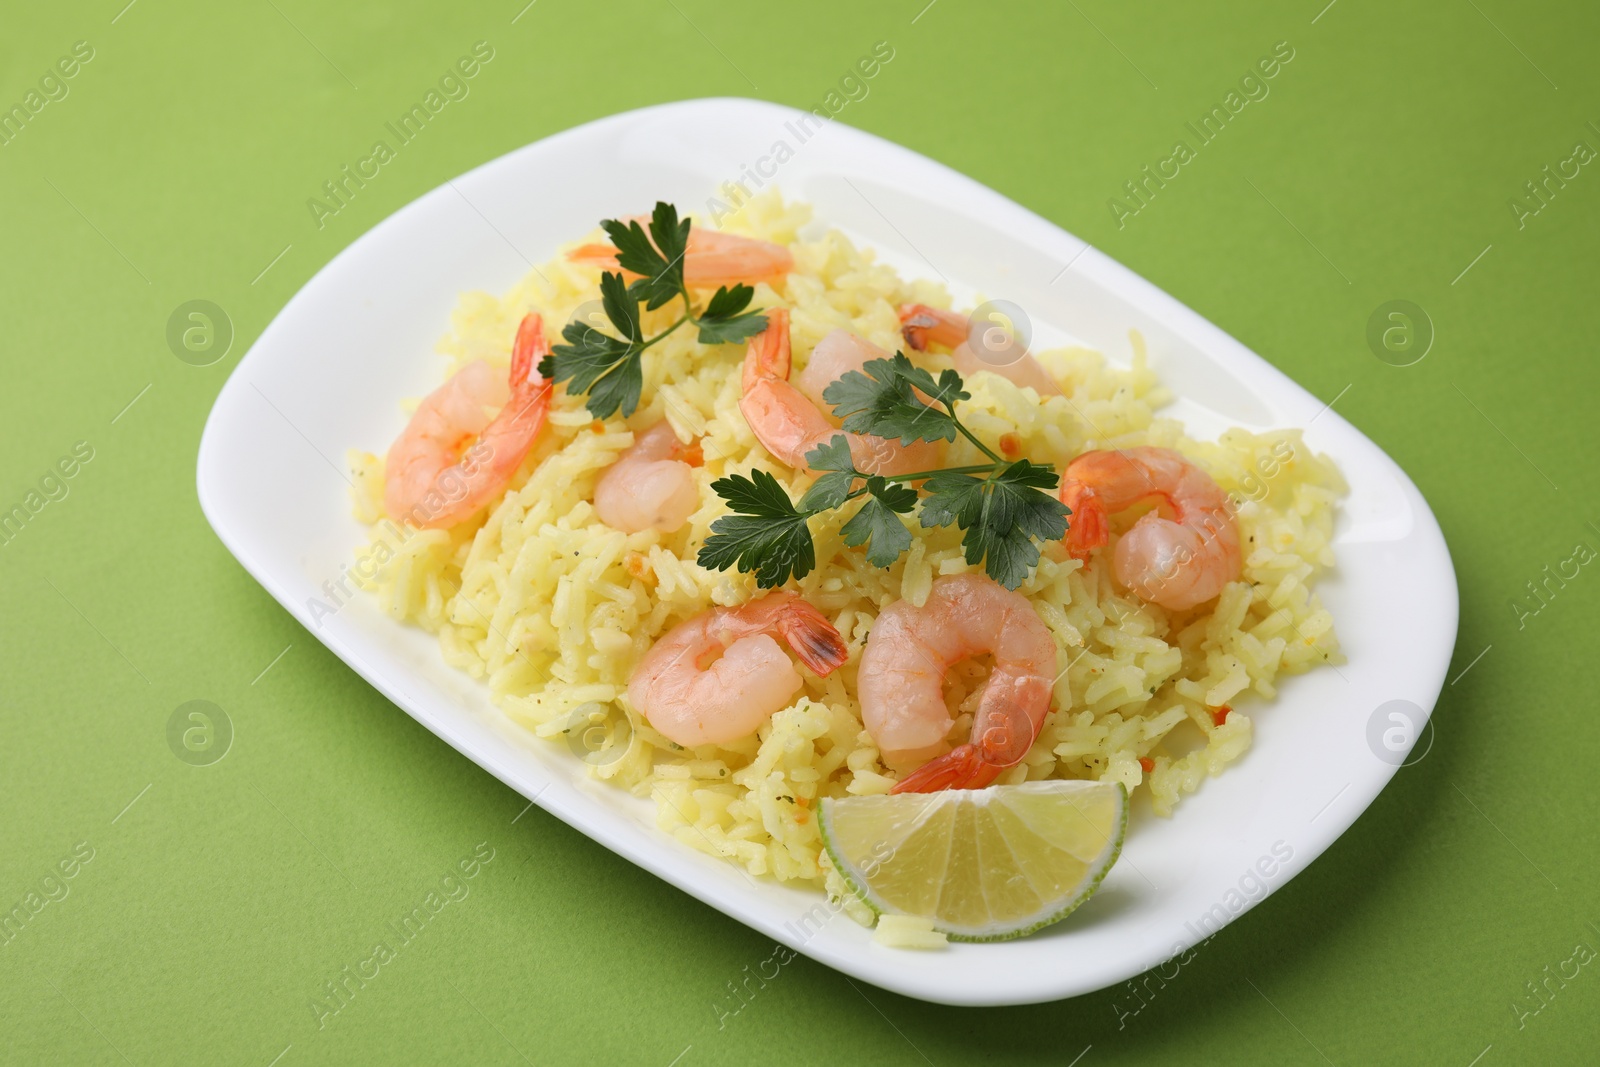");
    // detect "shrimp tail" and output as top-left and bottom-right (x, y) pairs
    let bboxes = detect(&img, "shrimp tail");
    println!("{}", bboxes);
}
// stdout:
(742, 308), (790, 392)
(775, 597), (848, 676)
(566, 243), (625, 273)
(511, 313), (549, 388)
(890, 744), (1004, 793)
(1060, 481), (1108, 560)
(898, 304), (967, 352)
